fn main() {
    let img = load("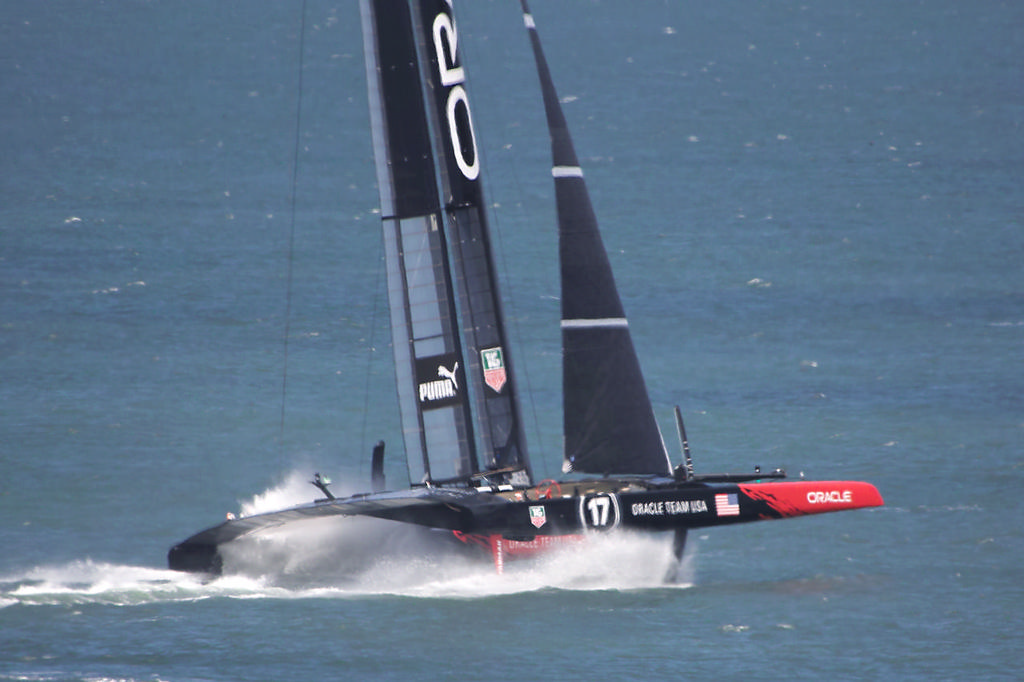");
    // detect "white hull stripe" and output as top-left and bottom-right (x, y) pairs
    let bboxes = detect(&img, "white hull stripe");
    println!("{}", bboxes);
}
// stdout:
(561, 317), (629, 329)
(552, 165), (584, 178)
